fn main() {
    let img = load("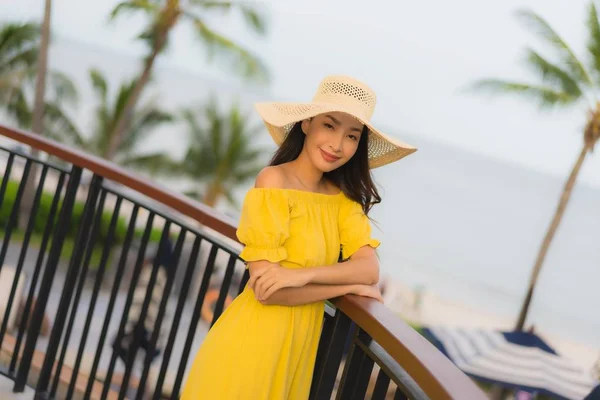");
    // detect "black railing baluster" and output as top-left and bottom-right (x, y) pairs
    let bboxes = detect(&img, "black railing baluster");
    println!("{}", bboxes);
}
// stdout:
(171, 245), (219, 398)
(211, 253), (237, 327)
(309, 309), (354, 400)
(237, 268), (250, 295)
(85, 203), (139, 399)
(135, 229), (186, 400)
(337, 328), (367, 399)
(152, 236), (202, 400)
(0, 165), (47, 350)
(10, 171), (66, 374)
(395, 386), (410, 400)
(344, 330), (375, 400)
(118, 221), (172, 400)
(372, 369), (391, 399)
(0, 159), (32, 271)
(50, 189), (108, 399)
(34, 174), (103, 396)
(352, 346), (376, 399)
(14, 166), (82, 393)
(310, 311), (335, 396)
(101, 212), (155, 400)
(66, 195), (122, 400)
(0, 153), (15, 208)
